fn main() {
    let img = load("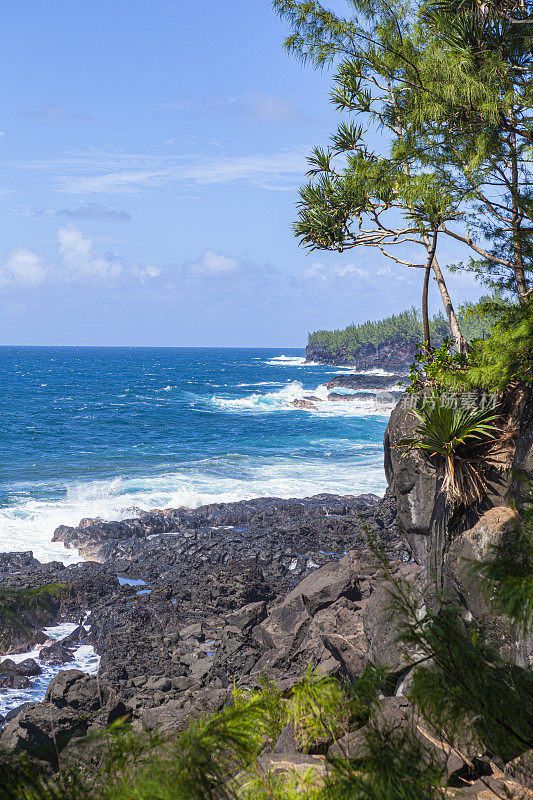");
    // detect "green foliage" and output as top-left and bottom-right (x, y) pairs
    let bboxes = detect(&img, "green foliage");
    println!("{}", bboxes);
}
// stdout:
(400, 297), (533, 393)
(288, 664), (386, 753)
(451, 300), (533, 391)
(1, 665), (390, 800)
(0, 584), (67, 608)
(397, 399), (499, 503)
(5, 531), (533, 799)
(403, 338), (468, 393)
(367, 534), (533, 777)
(308, 309), (428, 355)
(0, 584), (67, 651)
(321, 723), (446, 800)
(405, 607), (533, 761)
